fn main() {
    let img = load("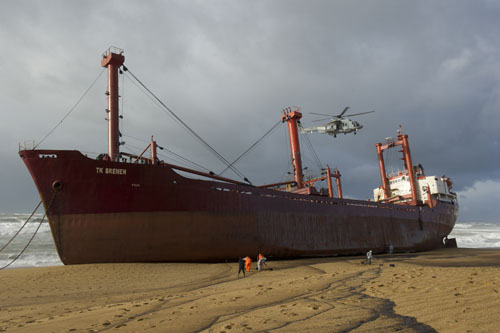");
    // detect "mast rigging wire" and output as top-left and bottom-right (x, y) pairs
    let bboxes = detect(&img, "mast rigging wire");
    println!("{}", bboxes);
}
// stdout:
(34, 69), (106, 149)
(124, 137), (211, 173)
(121, 66), (250, 183)
(218, 120), (282, 177)
(300, 130), (323, 171)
